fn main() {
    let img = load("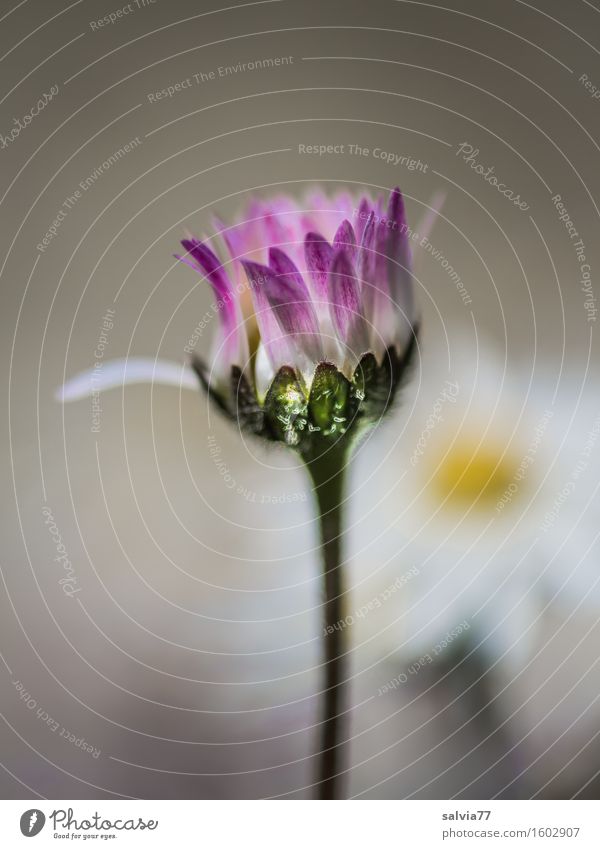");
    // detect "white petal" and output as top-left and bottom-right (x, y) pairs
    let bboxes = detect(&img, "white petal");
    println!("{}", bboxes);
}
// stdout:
(56, 357), (198, 402)
(254, 341), (275, 403)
